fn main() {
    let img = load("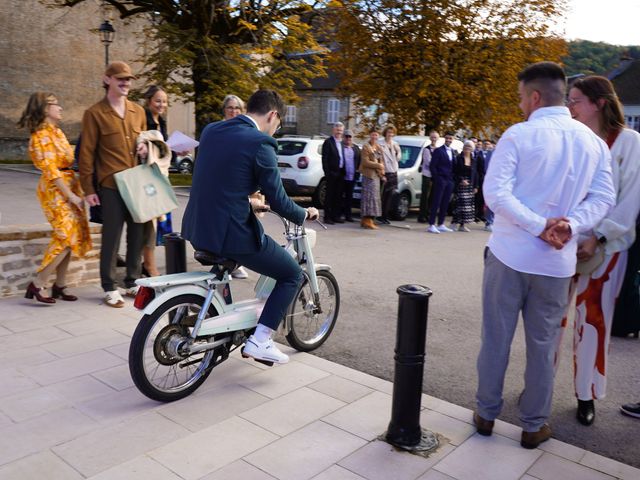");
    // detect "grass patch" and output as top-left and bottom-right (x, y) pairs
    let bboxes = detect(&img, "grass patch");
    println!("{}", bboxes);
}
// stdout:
(169, 173), (192, 186)
(0, 159), (31, 164)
